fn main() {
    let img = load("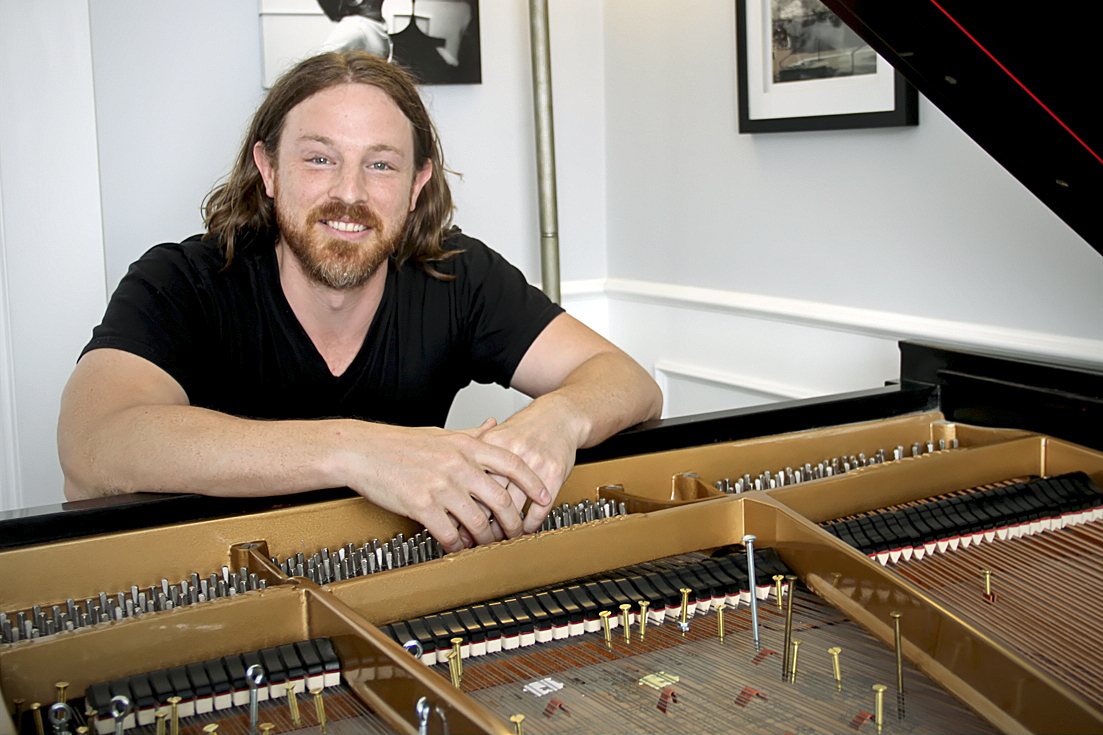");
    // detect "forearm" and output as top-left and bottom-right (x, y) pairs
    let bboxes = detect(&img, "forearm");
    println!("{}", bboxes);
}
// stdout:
(61, 404), (353, 500)
(527, 350), (663, 450)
